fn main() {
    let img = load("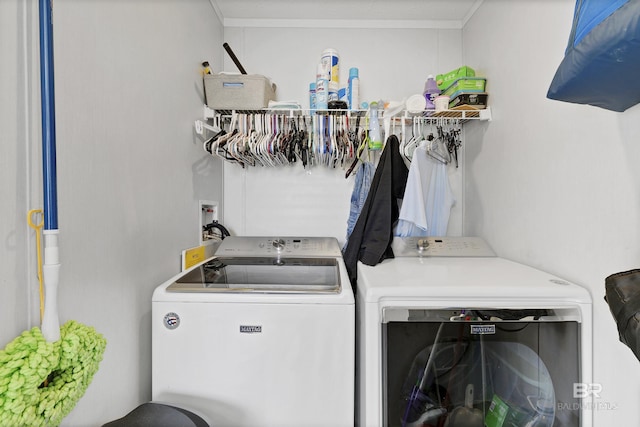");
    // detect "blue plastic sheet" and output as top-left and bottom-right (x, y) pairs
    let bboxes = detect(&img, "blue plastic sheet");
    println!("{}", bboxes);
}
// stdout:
(571, 0), (629, 47)
(547, 0), (640, 112)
